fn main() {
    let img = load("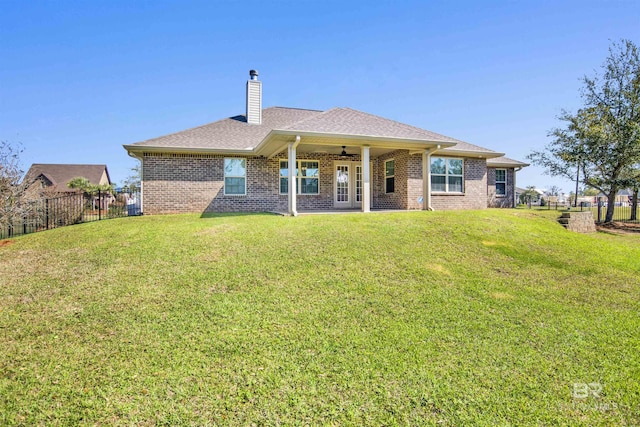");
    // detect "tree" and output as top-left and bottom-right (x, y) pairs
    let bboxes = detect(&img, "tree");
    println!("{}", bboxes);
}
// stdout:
(121, 162), (141, 192)
(547, 185), (562, 197)
(0, 141), (28, 235)
(581, 187), (599, 197)
(528, 40), (640, 223)
(520, 185), (539, 205)
(67, 177), (114, 195)
(67, 177), (92, 193)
